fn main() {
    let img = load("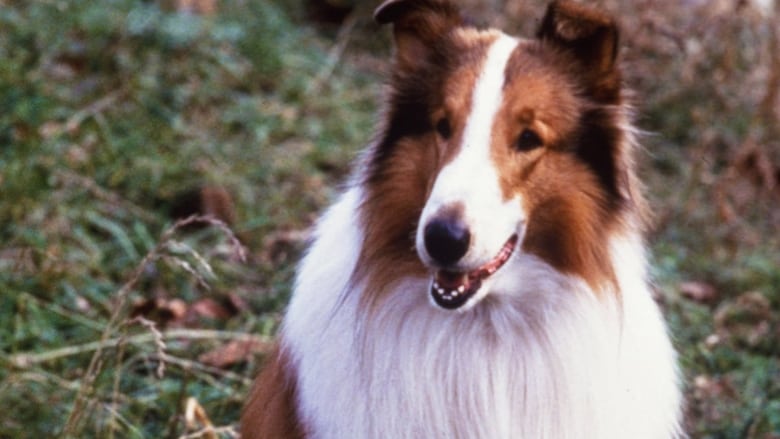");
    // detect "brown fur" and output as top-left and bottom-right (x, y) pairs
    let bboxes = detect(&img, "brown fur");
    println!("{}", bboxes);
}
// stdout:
(357, 137), (435, 309)
(537, 1), (621, 102)
(362, 1), (633, 294)
(357, 28), (498, 308)
(240, 347), (304, 439)
(514, 150), (619, 289)
(491, 36), (626, 289)
(374, 0), (463, 70)
(243, 0), (645, 434)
